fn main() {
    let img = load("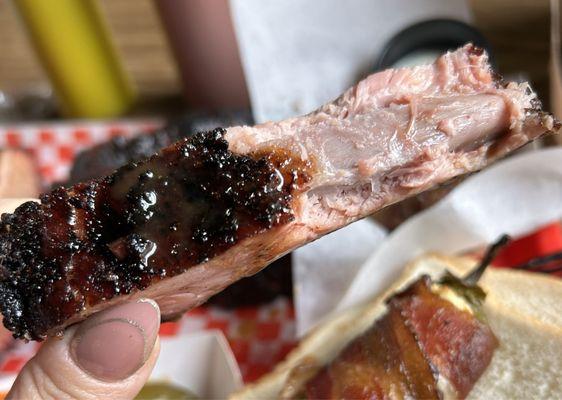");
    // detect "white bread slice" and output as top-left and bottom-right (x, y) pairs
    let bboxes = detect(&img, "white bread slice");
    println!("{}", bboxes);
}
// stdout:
(232, 253), (562, 399)
(469, 304), (562, 399)
(423, 256), (562, 399)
